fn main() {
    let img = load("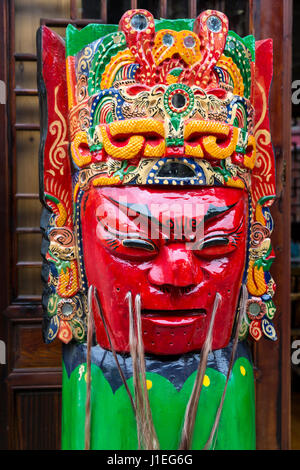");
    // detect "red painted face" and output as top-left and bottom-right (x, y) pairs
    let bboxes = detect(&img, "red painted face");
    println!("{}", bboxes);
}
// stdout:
(81, 186), (248, 355)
